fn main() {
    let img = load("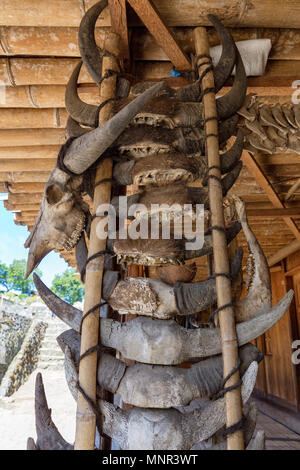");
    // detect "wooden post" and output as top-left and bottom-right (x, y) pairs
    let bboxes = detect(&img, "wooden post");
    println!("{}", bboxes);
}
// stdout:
(74, 31), (119, 451)
(194, 27), (244, 450)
